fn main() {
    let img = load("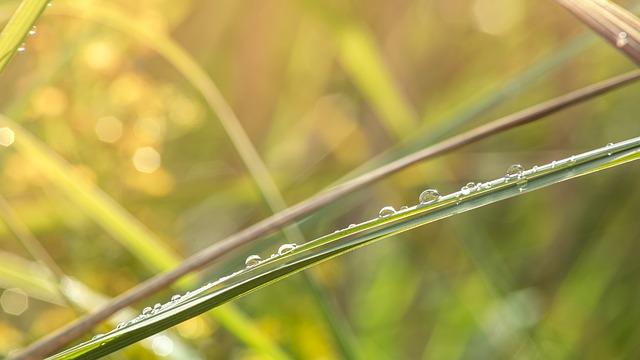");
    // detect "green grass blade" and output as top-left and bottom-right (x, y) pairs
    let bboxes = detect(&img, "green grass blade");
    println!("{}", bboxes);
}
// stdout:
(47, 137), (640, 359)
(0, 0), (48, 74)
